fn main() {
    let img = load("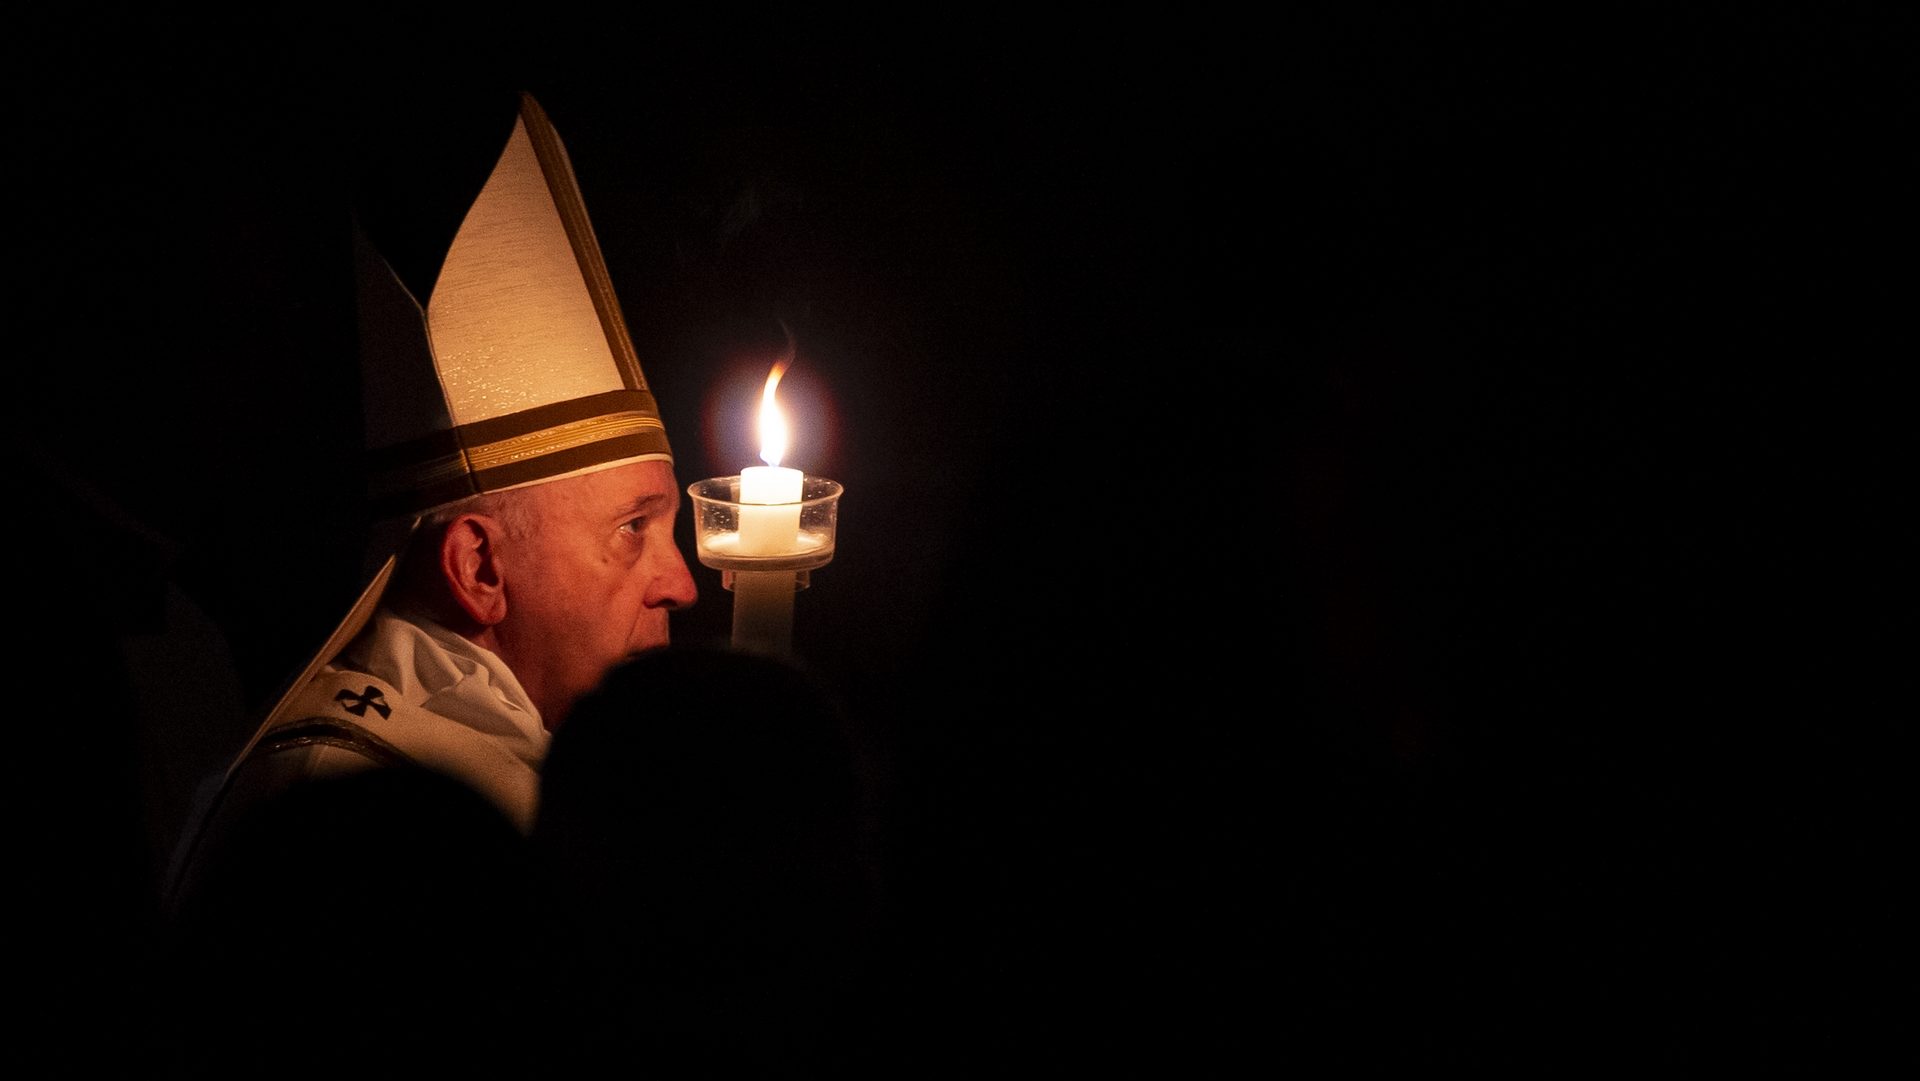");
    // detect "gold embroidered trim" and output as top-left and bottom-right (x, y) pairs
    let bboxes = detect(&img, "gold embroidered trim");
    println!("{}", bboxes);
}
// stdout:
(466, 410), (664, 470)
(258, 718), (412, 771)
(371, 410), (666, 495)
